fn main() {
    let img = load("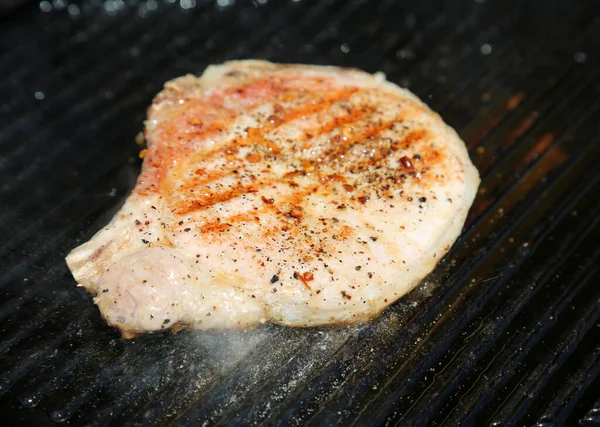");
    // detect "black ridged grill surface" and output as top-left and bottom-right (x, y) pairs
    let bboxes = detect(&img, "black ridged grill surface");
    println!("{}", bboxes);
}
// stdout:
(1, 0), (599, 425)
